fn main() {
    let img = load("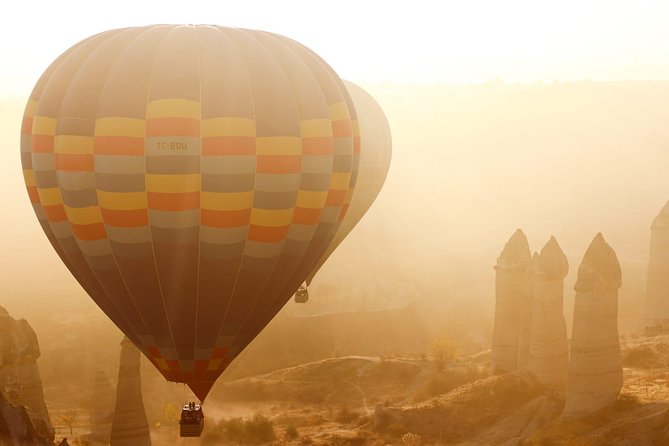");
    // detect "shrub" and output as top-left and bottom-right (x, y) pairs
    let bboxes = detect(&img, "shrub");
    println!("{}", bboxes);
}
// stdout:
(213, 412), (276, 444)
(429, 335), (458, 365)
